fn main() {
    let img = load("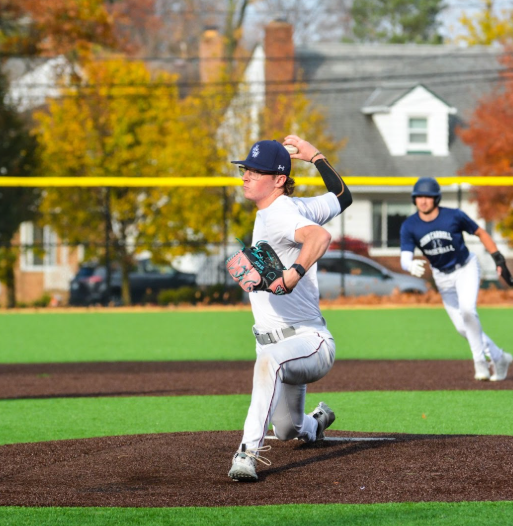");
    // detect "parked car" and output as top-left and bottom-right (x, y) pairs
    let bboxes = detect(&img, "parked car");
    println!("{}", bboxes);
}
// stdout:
(317, 250), (428, 298)
(69, 259), (197, 306)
